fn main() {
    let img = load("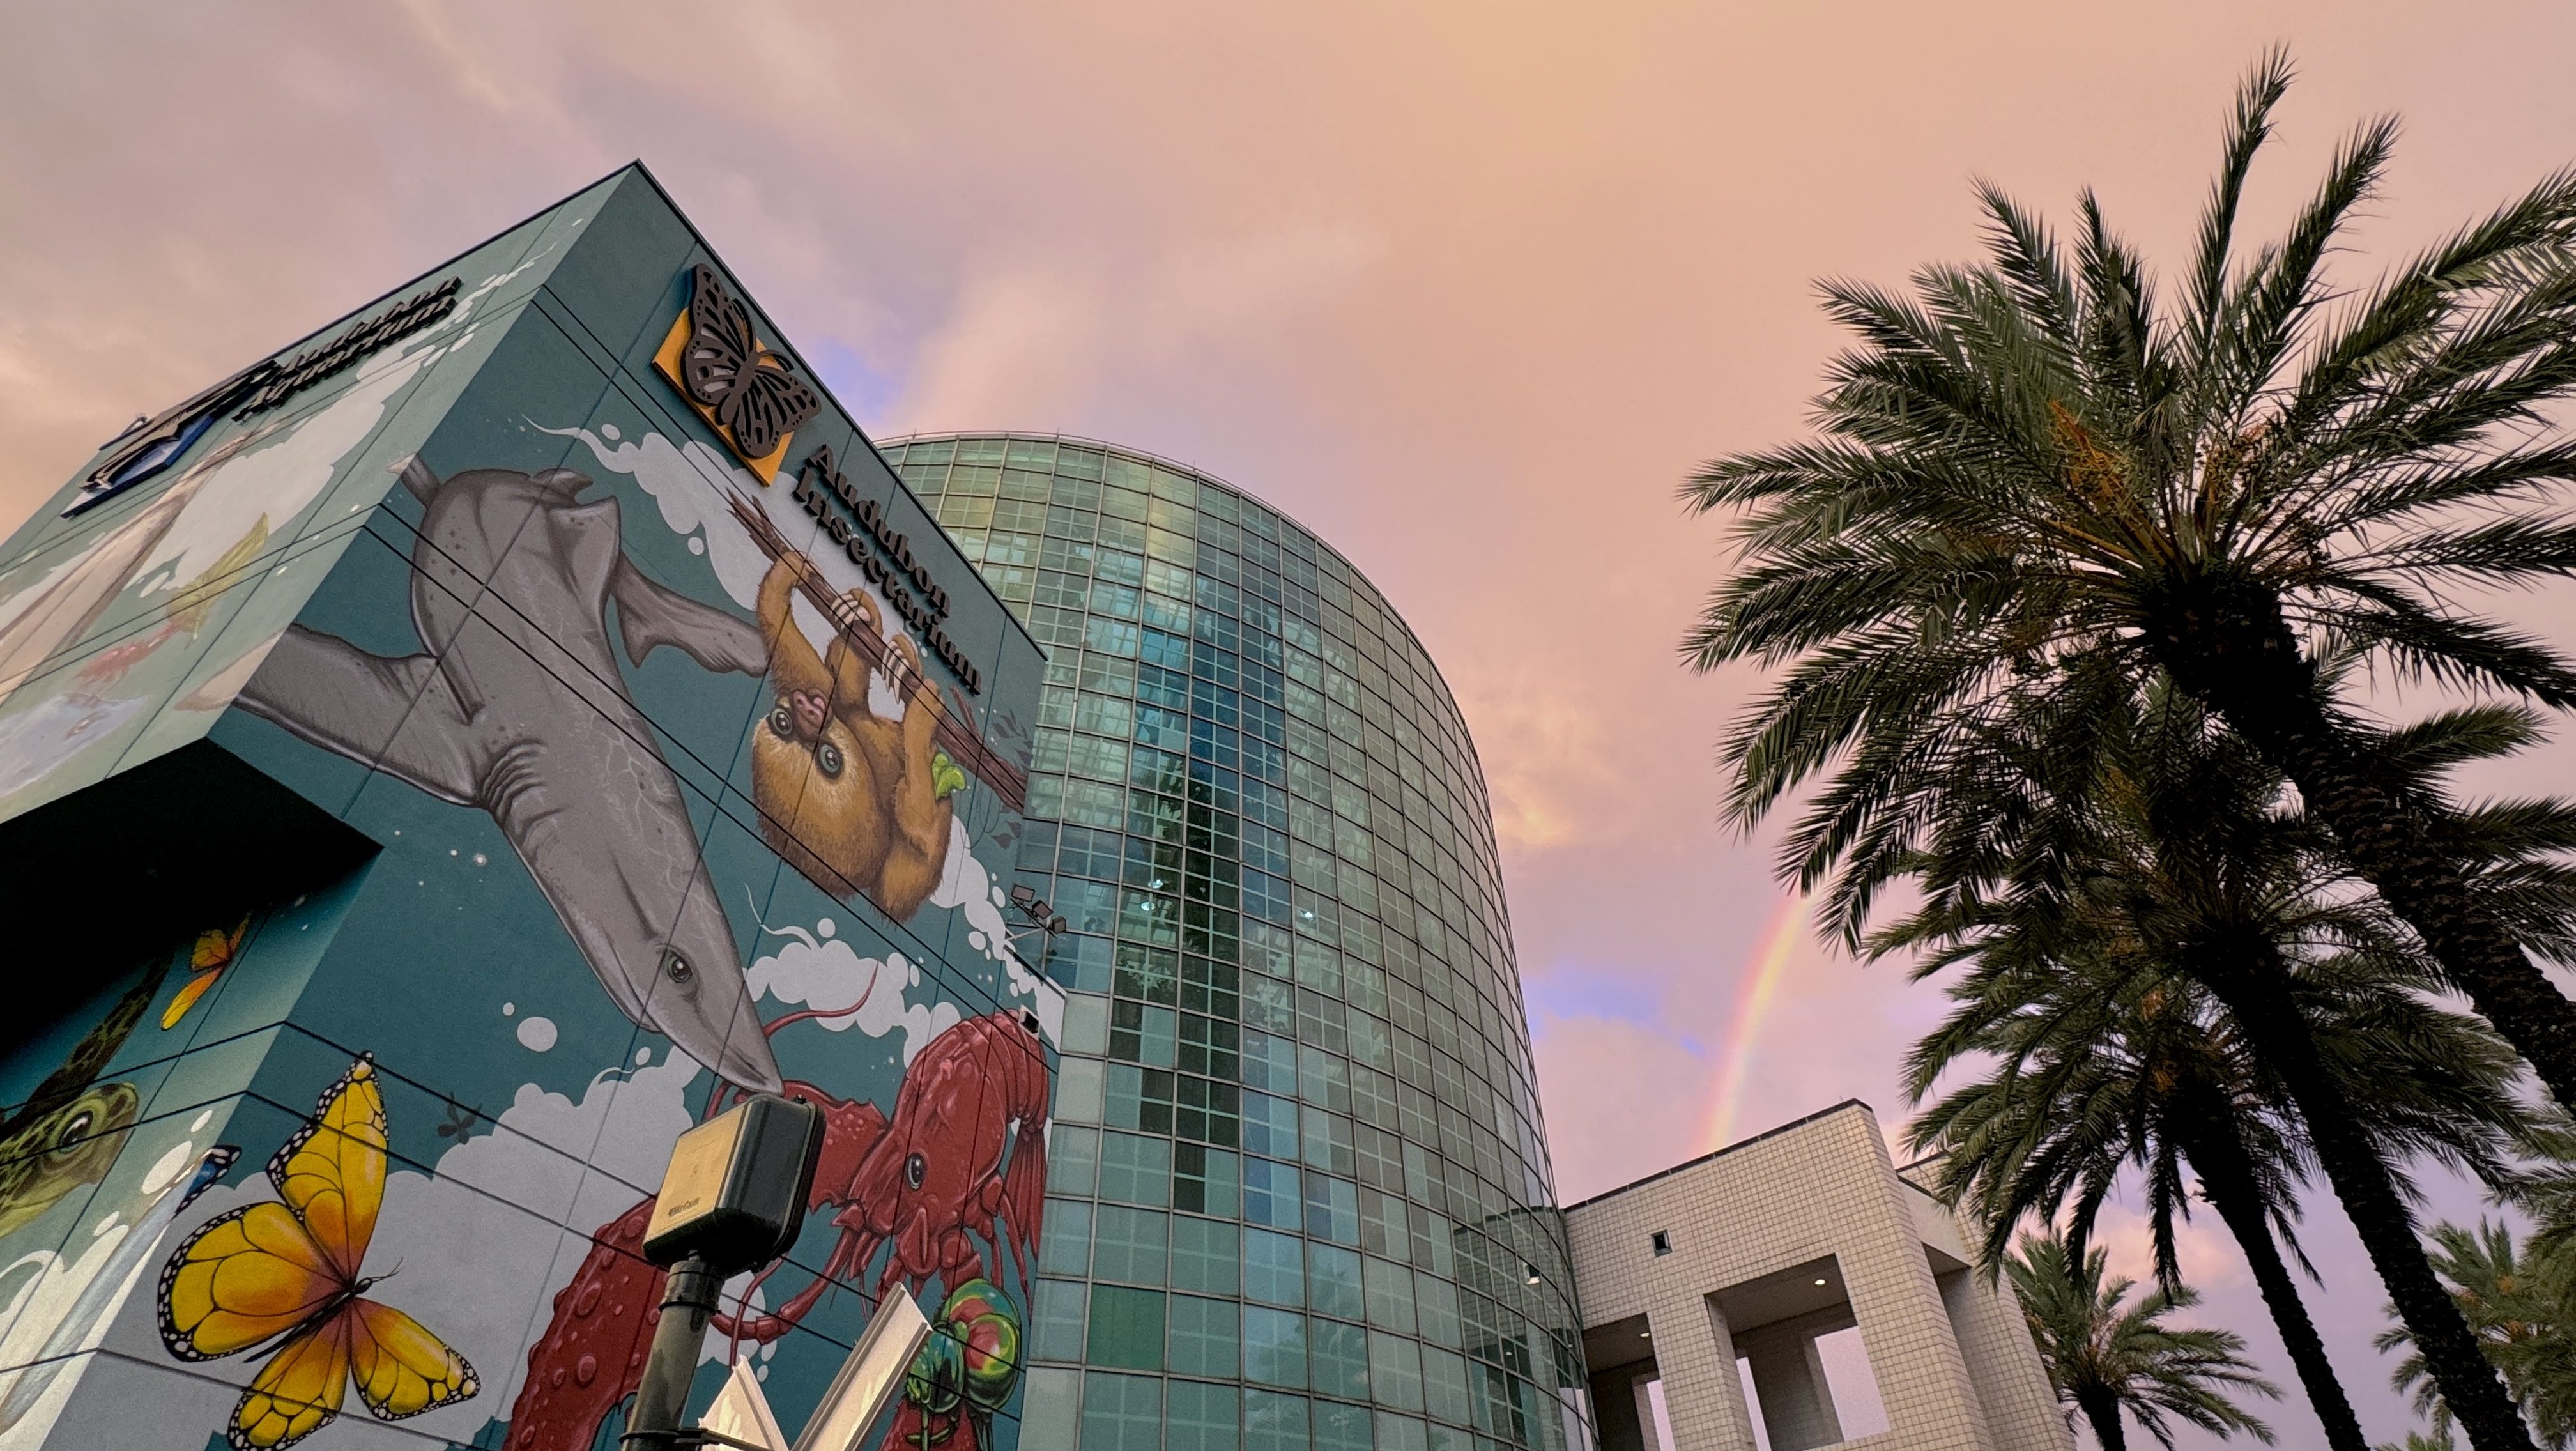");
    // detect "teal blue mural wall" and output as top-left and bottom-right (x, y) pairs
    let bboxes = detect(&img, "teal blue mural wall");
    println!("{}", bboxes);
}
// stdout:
(0, 168), (1052, 1451)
